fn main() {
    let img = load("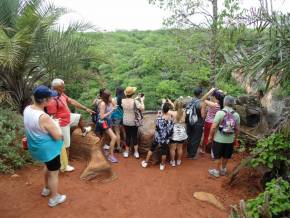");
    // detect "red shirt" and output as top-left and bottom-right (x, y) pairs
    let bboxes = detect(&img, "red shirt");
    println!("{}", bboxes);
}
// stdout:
(46, 94), (71, 127)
